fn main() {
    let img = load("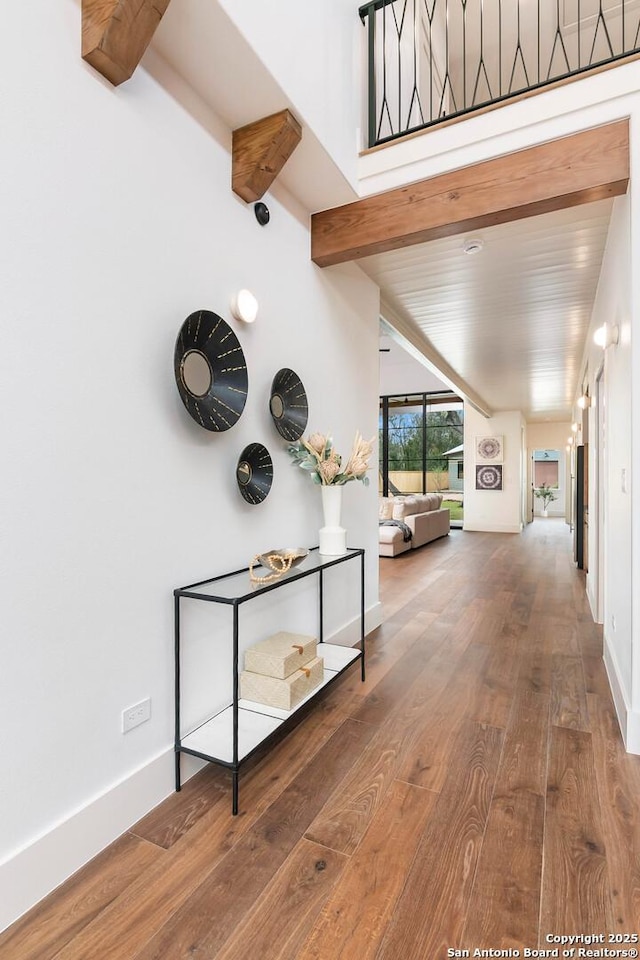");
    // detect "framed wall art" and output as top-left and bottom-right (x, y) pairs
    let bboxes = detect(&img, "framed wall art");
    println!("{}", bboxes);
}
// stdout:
(475, 435), (503, 463)
(476, 464), (503, 491)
